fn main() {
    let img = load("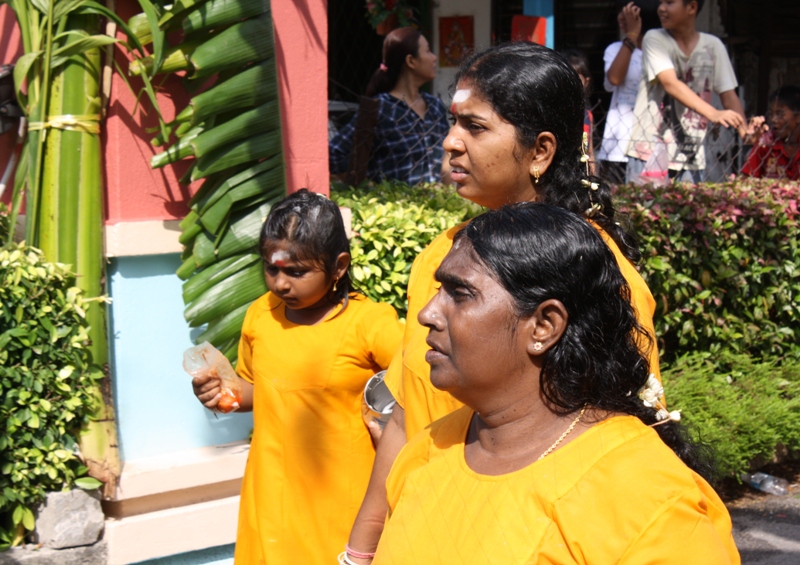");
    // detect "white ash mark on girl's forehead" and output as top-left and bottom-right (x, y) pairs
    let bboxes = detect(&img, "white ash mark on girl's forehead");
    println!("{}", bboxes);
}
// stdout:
(453, 89), (471, 104)
(270, 250), (292, 264)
